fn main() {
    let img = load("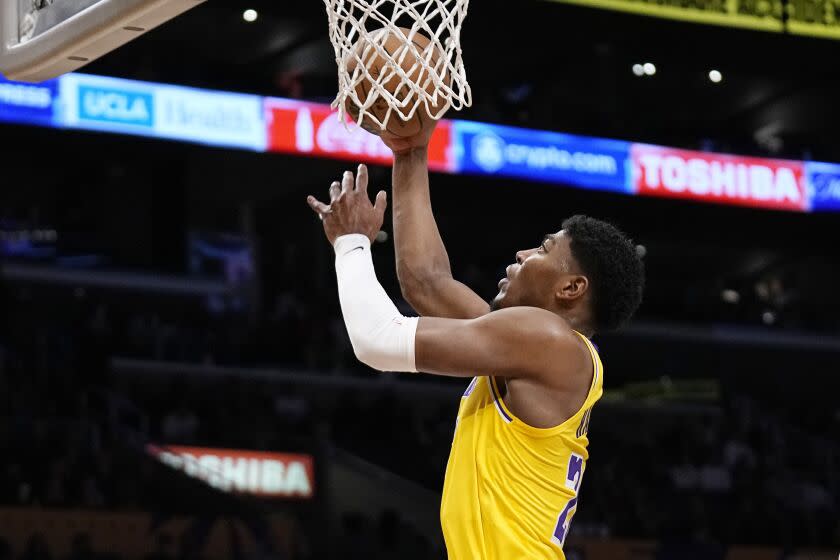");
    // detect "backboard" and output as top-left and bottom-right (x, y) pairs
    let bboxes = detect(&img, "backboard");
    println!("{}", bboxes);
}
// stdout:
(0, 0), (206, 83)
